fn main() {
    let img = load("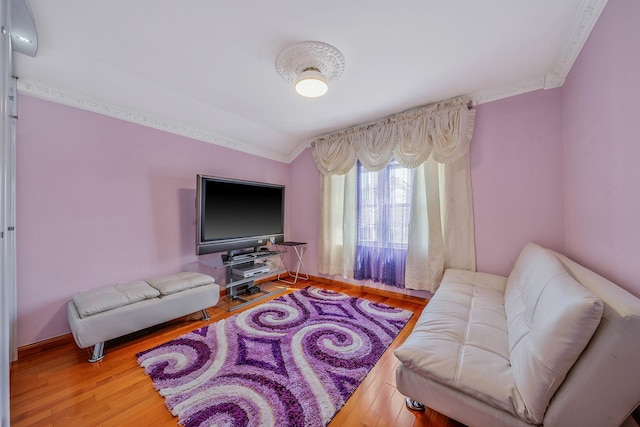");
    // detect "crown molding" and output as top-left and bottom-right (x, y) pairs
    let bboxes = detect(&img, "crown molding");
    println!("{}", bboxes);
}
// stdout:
(553, 0), (608, 81)
(469, 77), (546, 105)
(471, 0), (607, 105)
(16, 79), (291, 164)
(285, 141), (311, 164)
(16, 0), (607, 160)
